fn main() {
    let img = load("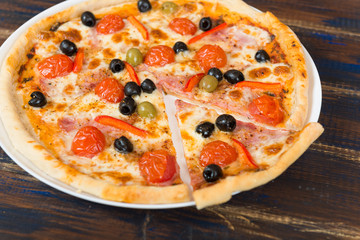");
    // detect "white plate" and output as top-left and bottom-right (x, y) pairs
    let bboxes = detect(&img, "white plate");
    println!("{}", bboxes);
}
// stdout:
(0, 0), (321, 209)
